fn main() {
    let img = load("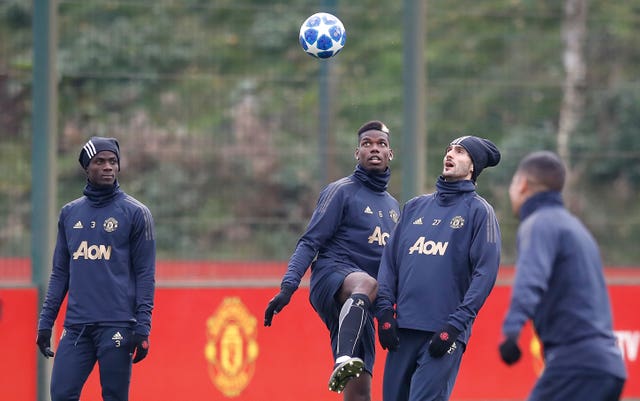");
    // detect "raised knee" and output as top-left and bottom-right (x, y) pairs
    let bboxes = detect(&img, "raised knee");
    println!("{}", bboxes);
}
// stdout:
(362, 276), (378, 301)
